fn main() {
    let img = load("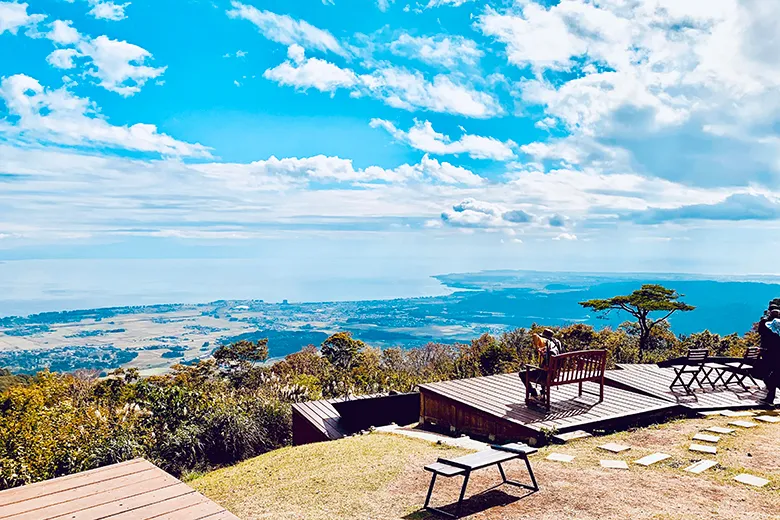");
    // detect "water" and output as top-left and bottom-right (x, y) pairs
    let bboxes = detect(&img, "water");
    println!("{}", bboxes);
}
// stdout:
(0, 259), (452, 317)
